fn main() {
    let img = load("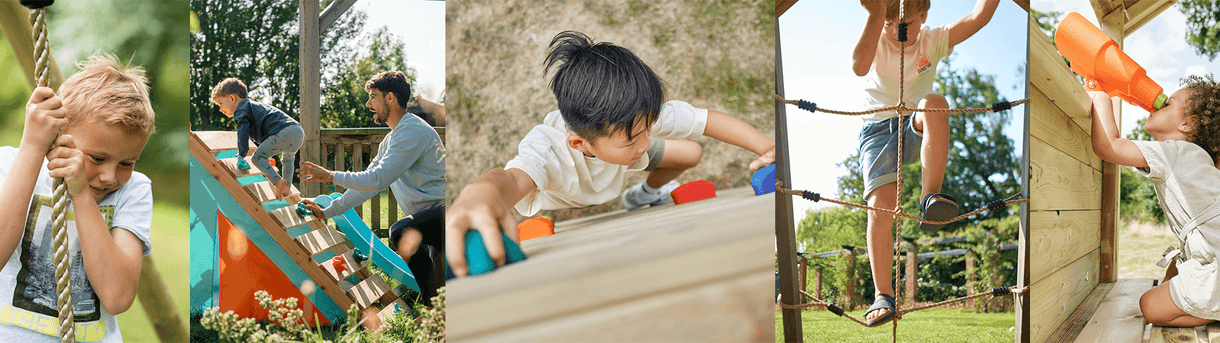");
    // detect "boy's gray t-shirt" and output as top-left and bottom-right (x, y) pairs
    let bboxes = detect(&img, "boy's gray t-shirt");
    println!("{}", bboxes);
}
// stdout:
(1133, 140), (1220, 320)
(322, 114), (445, 218)
(0, 146), (154, 342)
